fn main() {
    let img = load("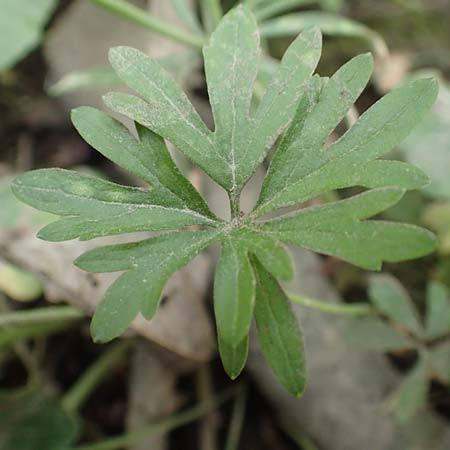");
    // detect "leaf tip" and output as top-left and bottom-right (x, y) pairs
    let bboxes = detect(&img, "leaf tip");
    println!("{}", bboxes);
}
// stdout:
(102, 92), (115, 109)
(359, 51), (375, 69)
(73, 254), (87, 271)
(90, 320), (116, 344)
(302, 25), (323, 46)
(108, 45), (132, 64)
(410, 76), (439, 105)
